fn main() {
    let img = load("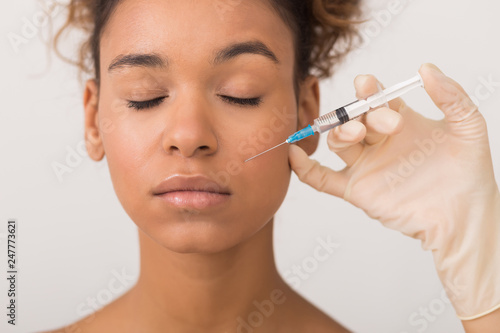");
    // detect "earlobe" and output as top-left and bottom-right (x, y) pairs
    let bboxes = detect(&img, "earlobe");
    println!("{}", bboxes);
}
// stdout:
(83, 79), (105, 161)
(295, 75), (320, 156)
